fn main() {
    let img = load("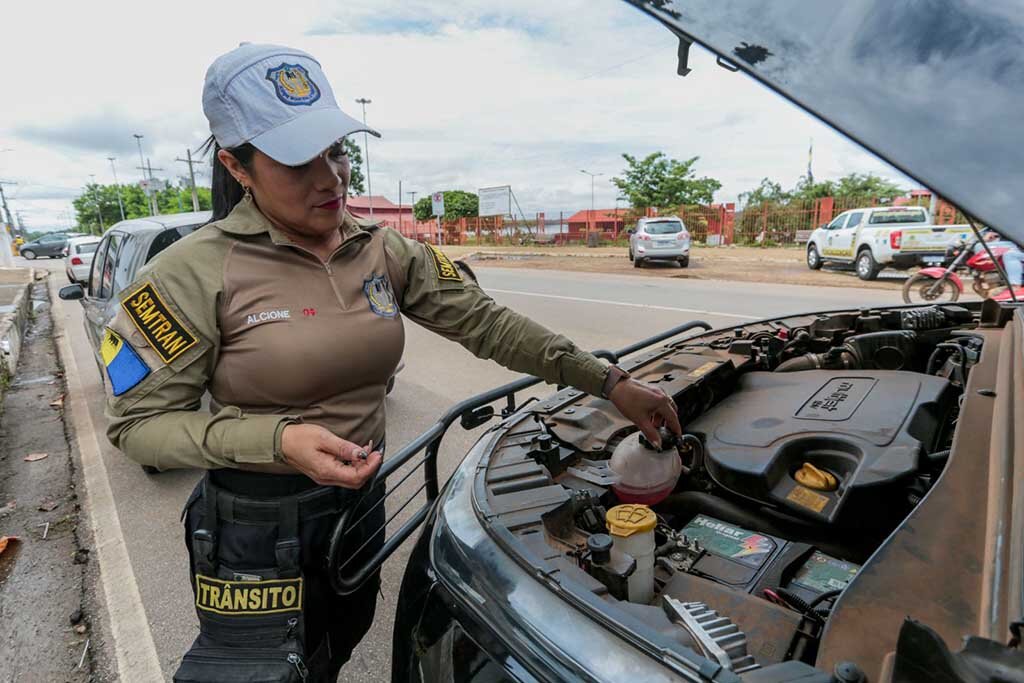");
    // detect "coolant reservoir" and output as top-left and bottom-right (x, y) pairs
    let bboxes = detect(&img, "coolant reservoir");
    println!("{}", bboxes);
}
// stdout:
(608, 431), (682, 505)
(606, 504), (657, 604)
